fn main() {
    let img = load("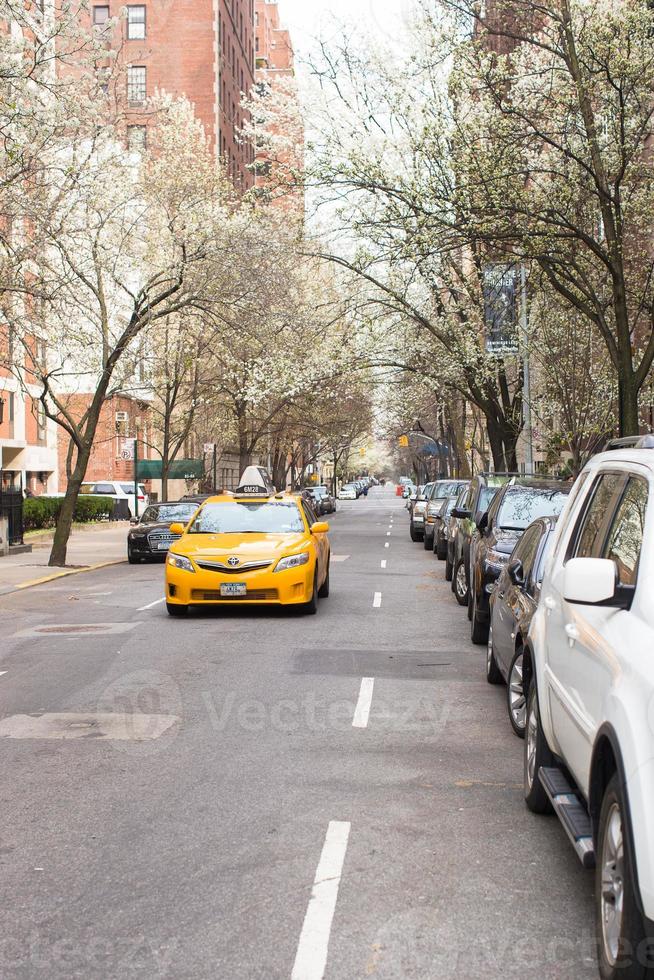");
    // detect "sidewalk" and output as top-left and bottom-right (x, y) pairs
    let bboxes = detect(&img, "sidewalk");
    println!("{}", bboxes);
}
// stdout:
(0, 523), (129, 596)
